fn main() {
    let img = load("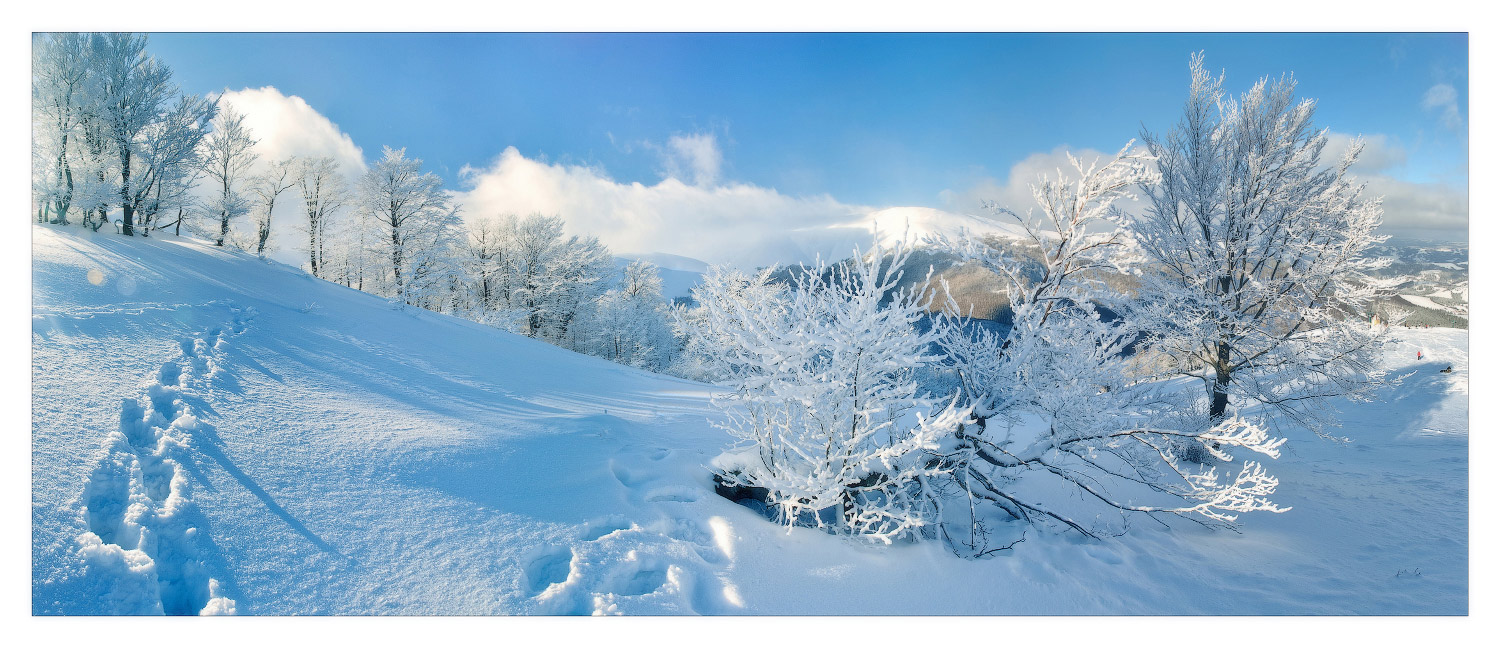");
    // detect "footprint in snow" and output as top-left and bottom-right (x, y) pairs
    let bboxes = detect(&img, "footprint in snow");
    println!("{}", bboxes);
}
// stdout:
(579, 516), (632, 542)
(521, 546), (575, 597)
